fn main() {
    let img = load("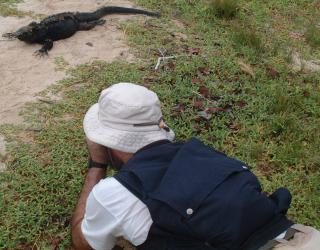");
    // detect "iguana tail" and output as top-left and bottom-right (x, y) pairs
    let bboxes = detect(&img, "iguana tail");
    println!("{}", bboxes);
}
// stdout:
(76, 6), (160, 22)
